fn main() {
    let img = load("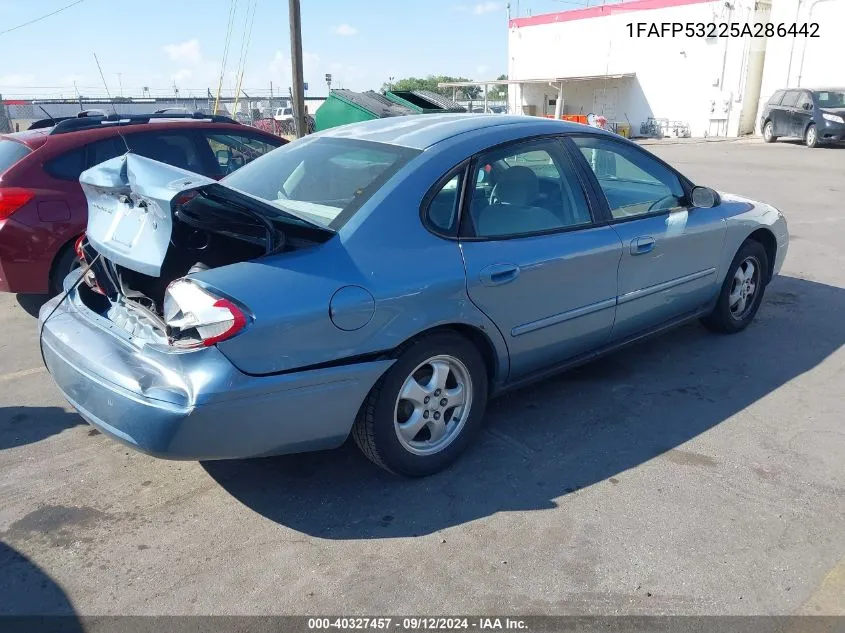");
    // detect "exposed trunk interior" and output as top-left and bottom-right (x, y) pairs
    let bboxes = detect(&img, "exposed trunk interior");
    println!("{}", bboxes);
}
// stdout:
(76, 153), (335, 342)
(79, 192), (324, 338)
